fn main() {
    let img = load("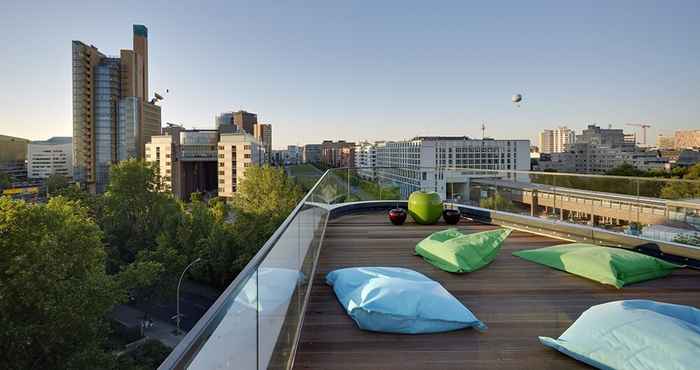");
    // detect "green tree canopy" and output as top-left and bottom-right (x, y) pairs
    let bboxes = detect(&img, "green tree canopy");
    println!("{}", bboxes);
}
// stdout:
(0, 170), (11, 191)
(229, 166), (304, 275)
(660, 163), (700, 200)
(232, 165), (303, 218)
(0, 197), (122, 370)
(605, 163), (646, 177)
(45, 173), (70, 196)
(101, 160), (182, 269)
(480, 192), (518, 212)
